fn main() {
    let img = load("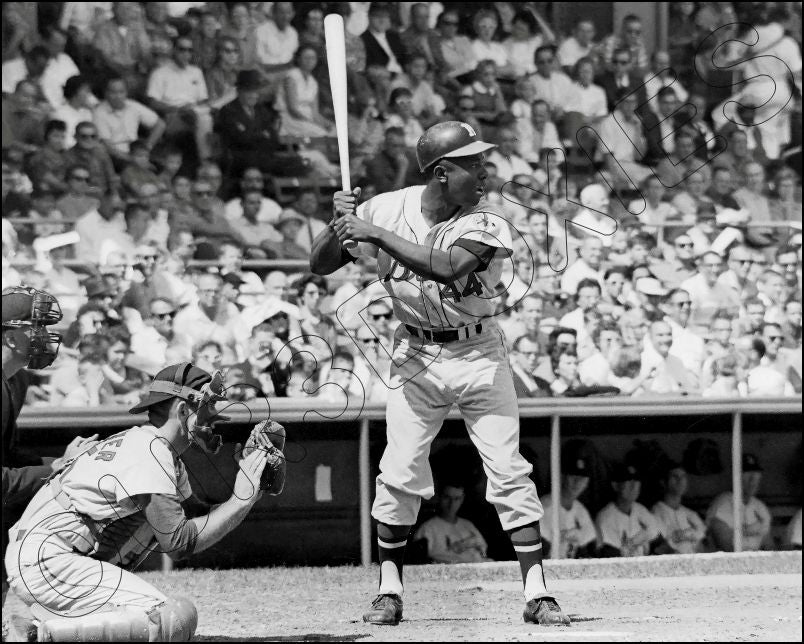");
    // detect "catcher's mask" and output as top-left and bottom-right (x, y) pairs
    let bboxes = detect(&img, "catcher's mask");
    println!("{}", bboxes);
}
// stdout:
(129, 362), (229, 453)
(2, 286), (63, 369)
